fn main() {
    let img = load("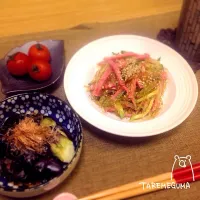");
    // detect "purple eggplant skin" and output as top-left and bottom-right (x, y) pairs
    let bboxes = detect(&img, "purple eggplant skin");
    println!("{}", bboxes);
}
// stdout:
(46, 160), (62, 174)
(35, 159), (47, 173)
(14, 170), (27, 181)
